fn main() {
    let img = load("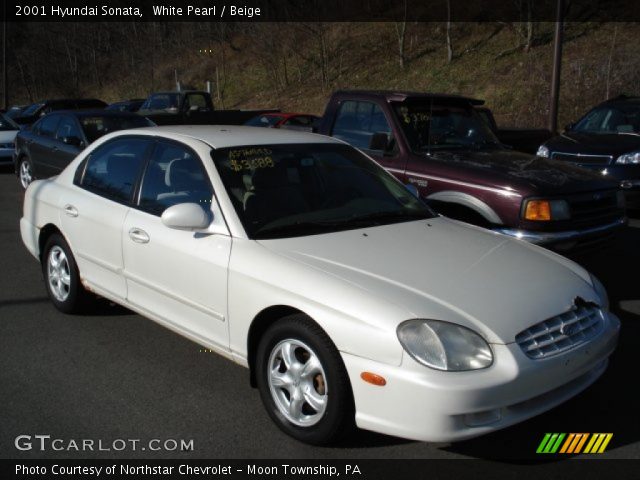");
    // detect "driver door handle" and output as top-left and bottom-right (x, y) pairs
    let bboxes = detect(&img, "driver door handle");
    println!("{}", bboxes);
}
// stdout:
(129, 228), (150, 244)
